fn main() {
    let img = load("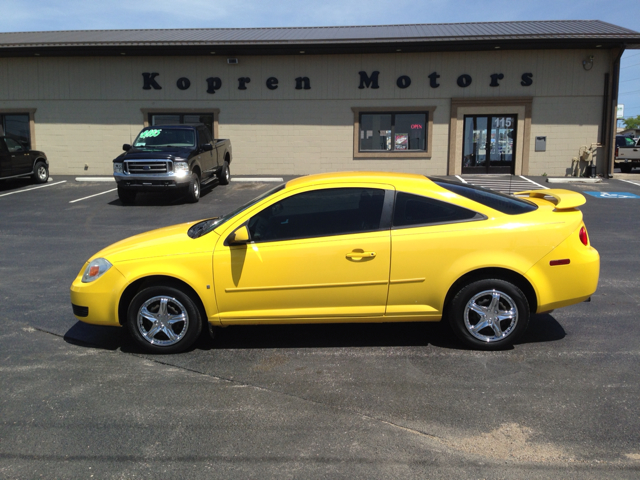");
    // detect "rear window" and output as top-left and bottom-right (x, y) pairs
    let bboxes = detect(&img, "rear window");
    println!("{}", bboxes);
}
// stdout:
(431, 178), (538, 215)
